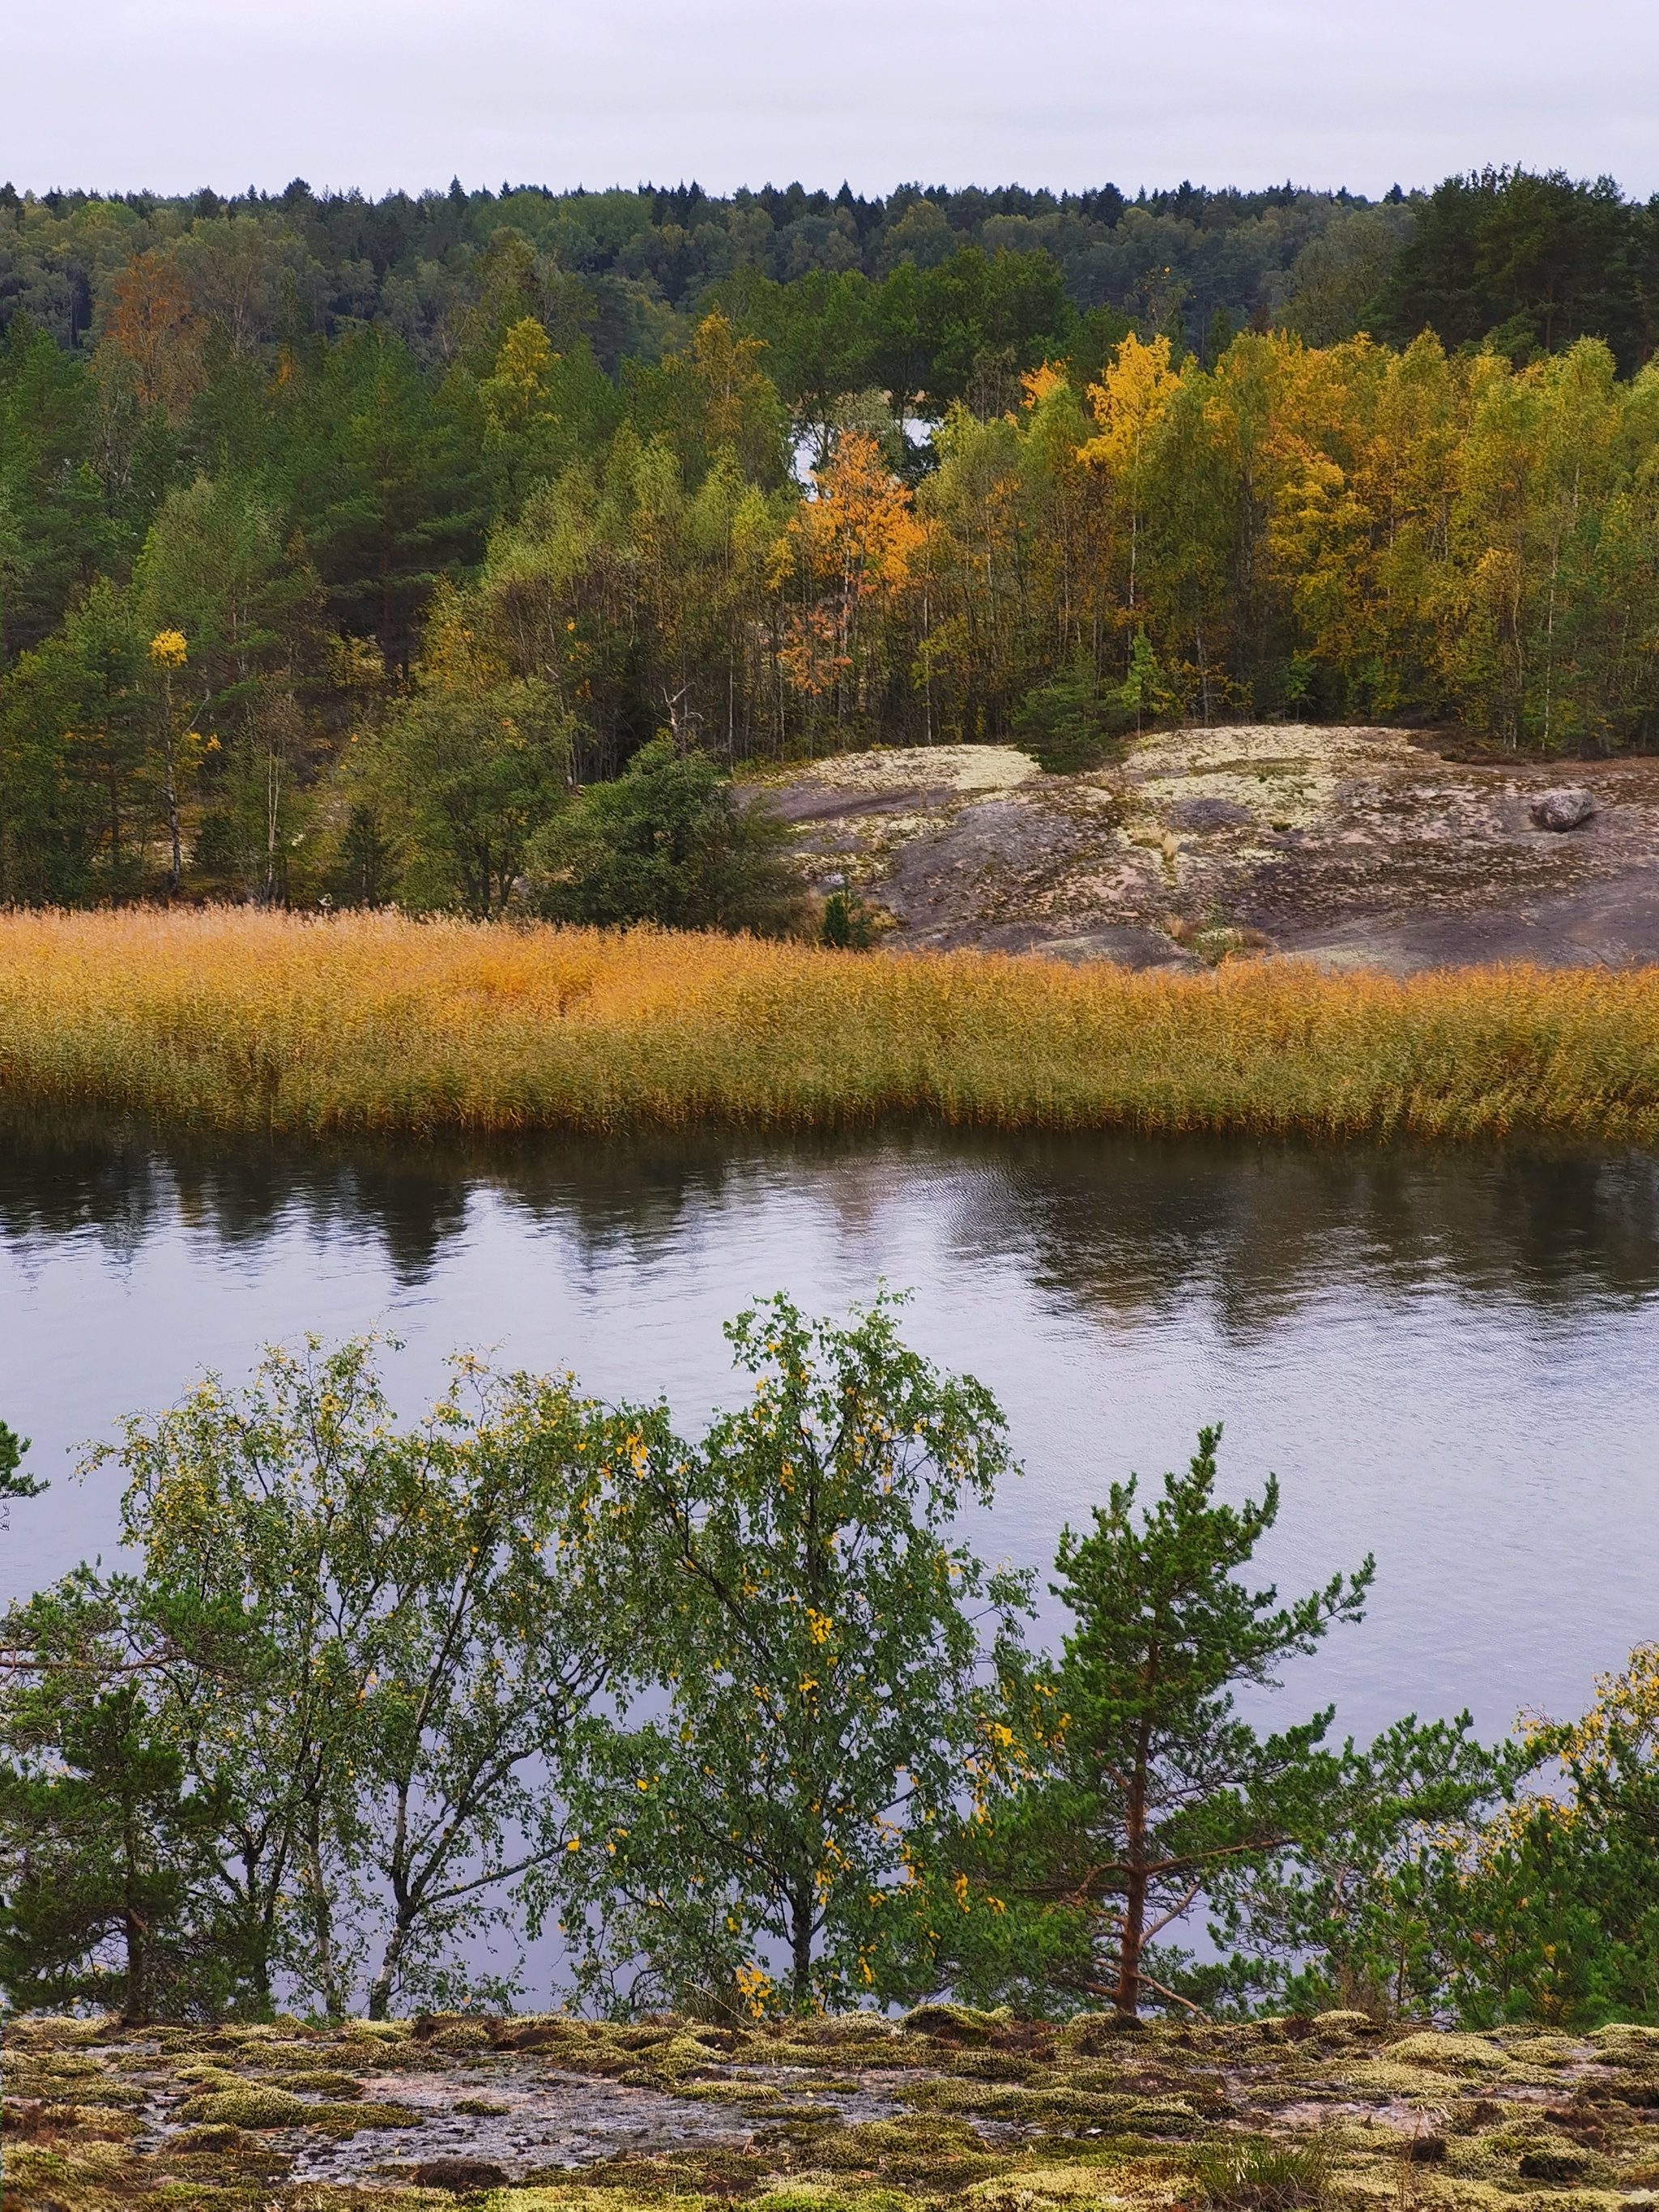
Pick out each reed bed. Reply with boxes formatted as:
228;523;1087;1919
2;906;1657;1147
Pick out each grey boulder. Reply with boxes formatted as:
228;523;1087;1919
1529;787;1597;831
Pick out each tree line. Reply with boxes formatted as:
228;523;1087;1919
6;167;1659;911
0;1301;1653;2028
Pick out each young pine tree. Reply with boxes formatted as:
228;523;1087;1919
954;1426;1374;2018
0;1677;228;2022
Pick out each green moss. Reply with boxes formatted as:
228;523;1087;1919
1056;2014;1141;2059
814;2116;1009;2184
801;2018;902;2051
897;2003;1012;2044
5;2012;119;2048
1499;2037;1576;2066
26;2049;108;2078
1311;2012;1376;2038
217;2018;317;2045
965;2164;1135;2210
1388;2035;1506;2073
755;2189;912;2212
177;2082;313;2128
941;2050;1043;2083
424;2018;495;2053
1342;2061;1469;2101
170;2123;248;2150
1120;2099;1207;2137
241;2037;336;2071
339;2016;417;2045
1587;2024;1659;2065
309;2097;425;2133
276;2067;365;2095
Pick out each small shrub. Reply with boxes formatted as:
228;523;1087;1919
527;739;806;935
821;889;877;948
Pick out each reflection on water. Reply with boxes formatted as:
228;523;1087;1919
2;1108;1657;1749
8;1111;1659;1308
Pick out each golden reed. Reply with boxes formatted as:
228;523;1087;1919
1;907;1656;1145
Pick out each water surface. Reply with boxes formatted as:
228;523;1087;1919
3;1114;1657;1747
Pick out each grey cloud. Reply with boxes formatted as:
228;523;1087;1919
4;0;1657;197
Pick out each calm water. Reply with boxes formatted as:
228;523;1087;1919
2;1113;1657;1749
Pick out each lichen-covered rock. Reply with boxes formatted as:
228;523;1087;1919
1530;787;1597;830
15;2003;1659;2212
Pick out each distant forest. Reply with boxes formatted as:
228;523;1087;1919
5;166;1659;909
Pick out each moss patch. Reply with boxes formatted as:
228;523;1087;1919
10;2007;1659;2212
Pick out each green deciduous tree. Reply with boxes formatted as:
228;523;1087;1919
537;1294;1032;2017
1198;1711;1517;2018
1444;1645;1659;2025
105;1336;633;2018
374;678;571;918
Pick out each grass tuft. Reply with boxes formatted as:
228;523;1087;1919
1192;2137;1333;2210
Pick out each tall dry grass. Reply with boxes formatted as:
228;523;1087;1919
1;907;1657;1145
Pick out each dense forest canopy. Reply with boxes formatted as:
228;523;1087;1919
6;164;1659;910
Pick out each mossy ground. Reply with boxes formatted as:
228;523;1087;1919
5;2010;1658;2212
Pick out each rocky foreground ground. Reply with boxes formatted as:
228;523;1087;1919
761;732;1659;970
6;2005;1659;2212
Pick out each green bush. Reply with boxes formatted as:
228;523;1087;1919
527;739;805;933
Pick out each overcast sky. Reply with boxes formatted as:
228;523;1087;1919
6;0;1657;202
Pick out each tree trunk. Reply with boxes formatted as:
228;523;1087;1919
305;1822;344;2022
122;1807;149;2025
122;1906;149;2025
790;1880;815;2009
164;729;181;893
1115;1719;1154;2018
368;1913;409;2021
1117;1861;1148;2020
